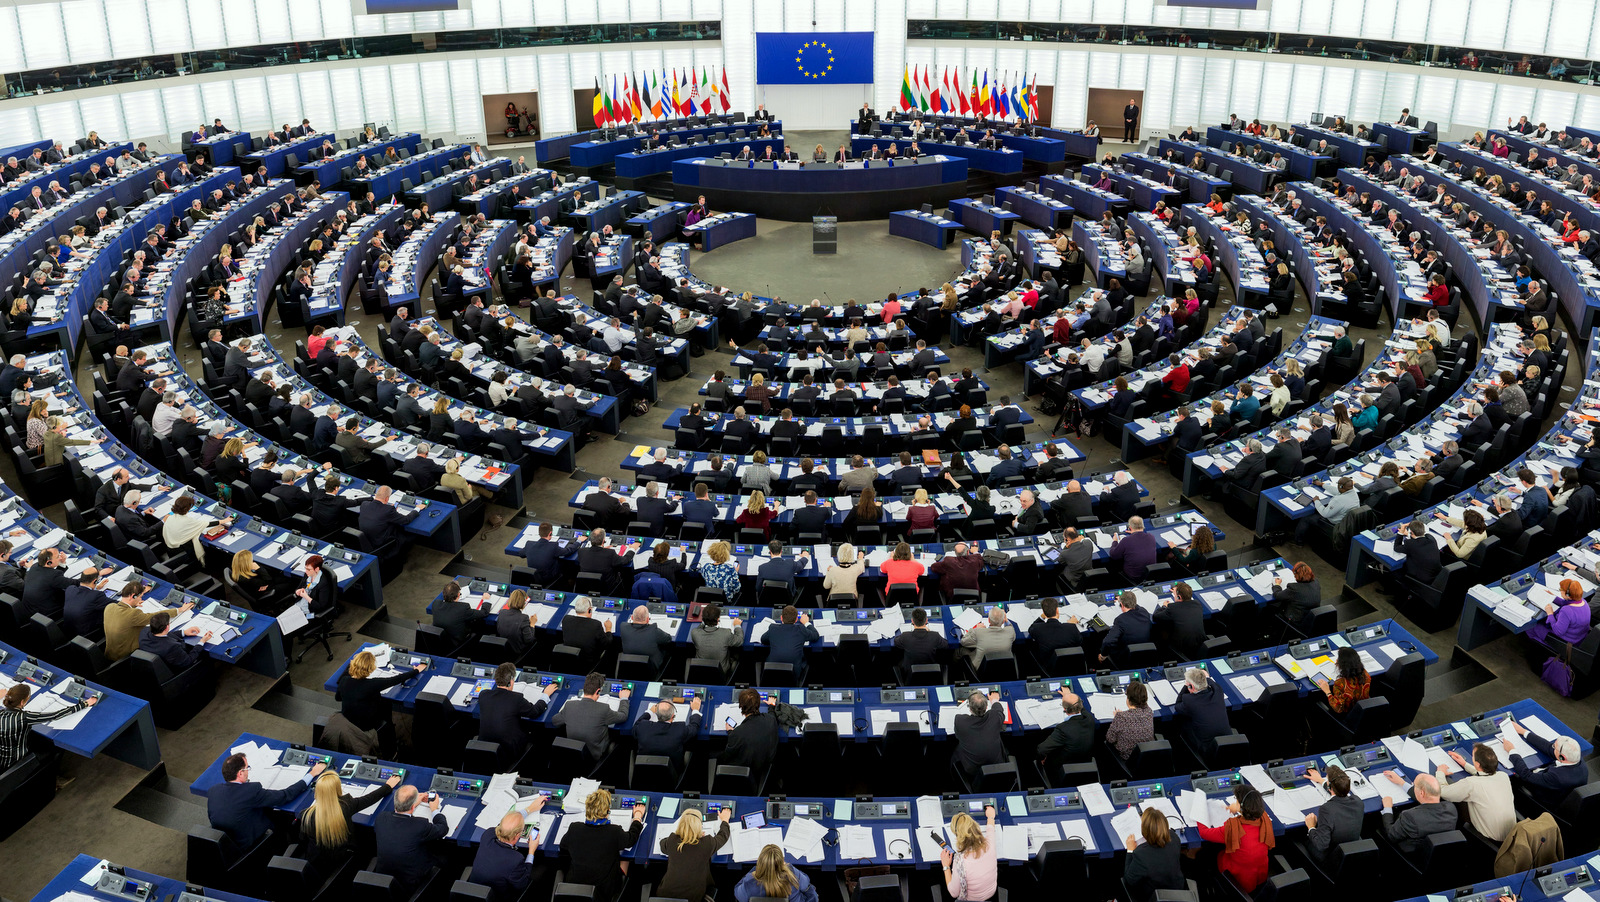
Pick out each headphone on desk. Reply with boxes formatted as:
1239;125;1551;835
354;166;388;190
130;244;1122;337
886;836;913;859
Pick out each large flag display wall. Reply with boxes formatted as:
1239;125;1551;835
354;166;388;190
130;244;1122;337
900;67;1043;122
591;66;736;126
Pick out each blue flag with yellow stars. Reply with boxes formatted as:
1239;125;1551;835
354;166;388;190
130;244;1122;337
755;32;875;84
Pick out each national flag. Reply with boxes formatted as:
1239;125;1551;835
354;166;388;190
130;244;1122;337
920;65;932;112
1028;75;1040;122
629;74;642;120
970;70;979;115
929;67;942;115
899;65;915;111
699;67;712;114
592;77;608;128
958;70;970;115
720;67;732;112
1010;80;1022;121
619;74;631;121
979;71;991;117
648;72;662;118
688;67;700;113
944;68;955;113
606;75;619;126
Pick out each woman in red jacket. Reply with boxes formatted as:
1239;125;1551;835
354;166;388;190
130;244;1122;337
1195;786;1274;892
1423;274;1449;306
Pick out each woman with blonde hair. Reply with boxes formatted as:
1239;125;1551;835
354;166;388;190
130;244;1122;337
657;805;732;900
735;488;776;538
497;589;537;656
823;543;865;603
215;437;249;484
697;540;742;603
23;399;48;450
735;843;818;901
940;805;998;901
907;487;938;532
744;372;773;413
559;787;646;899
441;457;493;502
336;648;426;735
300;769;398;872
230;548;291;611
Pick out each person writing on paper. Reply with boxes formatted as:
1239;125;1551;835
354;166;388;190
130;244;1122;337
374;784;449;895
105;587;194;662
1311;647;1369;716
1036;688;1094;769
1301;766;1363;866
301;769;400;876
470;795;551;900
1502;721;1585;809
1433;743;1515;842
735;843;818;902
1196;785;1274;891
1377;772;1457;855
939;806;998;901
208;752;327;854
561;787;645;899
1523;578;1591;649
138;611;210;672
0;683;96;769
658;806;732;901
1270;562;1321;636
1123;807;1184;902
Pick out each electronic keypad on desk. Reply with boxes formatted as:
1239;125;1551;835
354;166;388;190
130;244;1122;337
1162;663;1201;682
1453;887;1513;902
765;799;828;821
1287;637;1334;659
465;578;510;598
282;746;334;769
1338;745;1393;769
941;797;996;818
1225;651;1271;672
1538;864;1595;896
14;658;55;686
1468;710;1516;738
1109;783;1168;806
852;800;912;820
340;759;406;782
176;889;231;902
96;867;154;900
806;689;855;704
451;660;496;680
679;797;737;818
1096;671;1140;693
1267;760;1318;788
389;649;429;670
60;678;102;705
1023;679;1068;698
1411;725;1459;749
429;773;485;800
880;688;928;703
1344;623;1389;643
610;793;649;810
1023;790;1083;814
1191;772;1243;794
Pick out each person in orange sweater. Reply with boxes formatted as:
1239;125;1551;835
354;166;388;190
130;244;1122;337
1195;786;1275;892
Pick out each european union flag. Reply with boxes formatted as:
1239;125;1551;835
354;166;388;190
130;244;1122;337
755;32;875;85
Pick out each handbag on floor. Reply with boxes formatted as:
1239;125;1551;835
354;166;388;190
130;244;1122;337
1540;641;1576;697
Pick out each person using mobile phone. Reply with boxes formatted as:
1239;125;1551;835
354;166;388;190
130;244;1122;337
939;805;997;901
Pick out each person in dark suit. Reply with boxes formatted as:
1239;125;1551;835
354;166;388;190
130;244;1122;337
1395;518;1441;583
1170;406;1204;455
137;611;208;672
359;487;420;549
576;529;637;594
432;581;489;644
469;798;549;901
632;697;703;774
374;785;450;895
477;661;557;764
207;752;324;853
755;541;811;592
1504;723;1586;810
580;476;631;527
1216;439;1267;497
1377;773;1458;857
521;522;564;585
721;688;781;775
1153;583;1205;659
1302;766;1365;867
1098;592;1153;666
1035;689;1094;768
1173;667;1231;757
560;593;613;665
761;604;821;680
1103;473;1141;522
617;604;673;672
952;689;1007;781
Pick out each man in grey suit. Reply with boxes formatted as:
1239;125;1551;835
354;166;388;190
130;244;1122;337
958;607;1017;668
837;456;877;494
551;671;632;760
1303;766;1365;867
1377;772;1457;856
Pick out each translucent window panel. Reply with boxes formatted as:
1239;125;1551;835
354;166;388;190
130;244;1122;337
62;1;111;65
934;0;967;17
783;0;812;30
1087;51;1119;88
419;61;453;133
265;73;302;131
1326;0;1363;39
104;0;154;59
596;0;630;23
967;0;999;18
158;84;201;139
1451;79;1495;128
1170;56;1204;130
565;0;600;24
1062;0;1093;18
1379;71;1415;123
631;0;664;23
1317;66;1354;118
1197;59;1232;125
18;5;70;70
328;69;366;131
117;88;164;141
1092;0;1126;20
1296;0;1333;36
438;8;473;30
408;13;445;32
1389;0;1429;41
388;64;425;134
1347;68;1383;123
254;0;290;43
297;71;335;134
146;0;191;54
1463;0;1511;51
230;77;271;132
185;0;228;51
1266;0;1302;31
504;55;538;100
1229;59;1262;119
198;81;239;130
0;8;22;74
692;0;721;19
1352;0;1394;40
448;58;482;135
845;0;875;29
1287;65;1323;122
34;100;84;148
1413;75;1456;131
1504;0;1551;53
1120;0;1154;24
223;0;260;47
495;0;535;27
534;0;568;26
1576;94;1600;131
1549;0;1597;57
1053;50;1089;129
997;0;1030;19
1258;61;1292;122
905;0;936;12
1491;84;1535;128
1532;91;1577;132
1425;1;1467;46
1030;0;1065;20
1140;54;1174;130
0;109;41;146
536;52;575;136
357;66;395;129
476;58;507;96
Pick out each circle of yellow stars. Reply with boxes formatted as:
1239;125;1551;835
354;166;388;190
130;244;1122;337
795;40;835;79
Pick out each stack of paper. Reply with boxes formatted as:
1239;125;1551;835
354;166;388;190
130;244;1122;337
563;777;601;814
837;824;876;859
1178;789;1233;829
783;816;828;862
732;825;782;862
